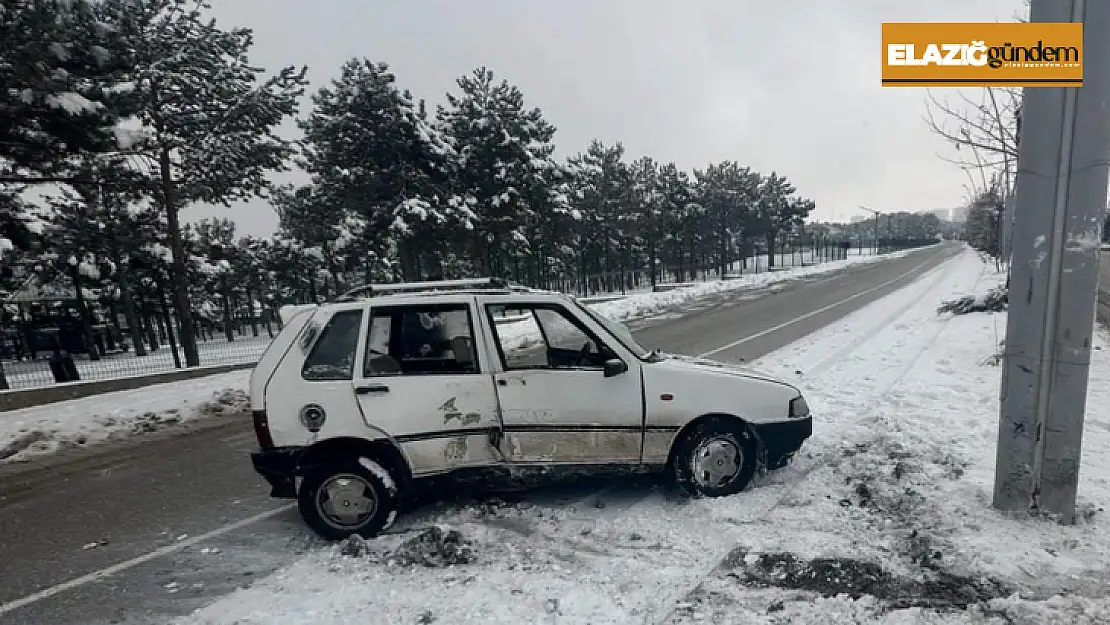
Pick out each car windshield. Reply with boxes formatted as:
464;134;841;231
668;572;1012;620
574;301;651;359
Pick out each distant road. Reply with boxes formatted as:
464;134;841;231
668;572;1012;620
0;242;962;625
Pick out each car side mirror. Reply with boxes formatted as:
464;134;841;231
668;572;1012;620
603;358;628;377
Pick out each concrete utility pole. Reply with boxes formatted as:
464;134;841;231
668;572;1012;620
994;0;1110;523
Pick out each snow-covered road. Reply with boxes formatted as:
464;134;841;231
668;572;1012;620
161;249;1110;624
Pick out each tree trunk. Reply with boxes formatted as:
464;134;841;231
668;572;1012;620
153;271;182;369
116;259;147;357
766;234;777;268
246;286;259;337
221;275;235;343
675;242;685;282
71;265;101;361
143;305;159;351
160;147;199;366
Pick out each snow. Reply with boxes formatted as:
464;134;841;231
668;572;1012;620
44;91;101;115
0;371;250;464
78;259;100;279
172;248;1110;623
359;457;397;495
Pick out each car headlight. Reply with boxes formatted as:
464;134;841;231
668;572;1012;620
789;395;810;418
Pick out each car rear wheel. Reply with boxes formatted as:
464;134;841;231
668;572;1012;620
297;460;398;541
672;417;757;497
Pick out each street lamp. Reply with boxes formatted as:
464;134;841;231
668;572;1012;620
859;206;882;255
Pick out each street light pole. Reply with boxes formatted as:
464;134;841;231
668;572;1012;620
994;0;1110;523
860;206;882;255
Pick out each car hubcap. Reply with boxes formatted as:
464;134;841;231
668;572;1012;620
692;437;742;489
316;473;377;529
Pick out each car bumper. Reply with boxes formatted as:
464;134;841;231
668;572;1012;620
251;446;303;499
753;416;813;469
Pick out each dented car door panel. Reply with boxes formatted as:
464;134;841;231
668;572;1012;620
351;297;506;477
477;295;647;466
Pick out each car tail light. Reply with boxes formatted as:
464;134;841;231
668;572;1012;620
253;409;275;450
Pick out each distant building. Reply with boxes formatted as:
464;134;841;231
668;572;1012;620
950;205;968;223
919;208;950;221
849;215;868;224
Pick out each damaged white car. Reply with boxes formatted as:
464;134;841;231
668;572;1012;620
250;278;813;540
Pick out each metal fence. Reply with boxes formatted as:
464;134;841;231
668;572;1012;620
0;242;932;391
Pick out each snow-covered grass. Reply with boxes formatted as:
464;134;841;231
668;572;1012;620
0;370;250;464
3;246;924;391
171;248;1110;624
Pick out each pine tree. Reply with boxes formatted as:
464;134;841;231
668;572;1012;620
438;67;564;277
0;0;127;182
567;141;630;292
95;0;307;366
754;172;797;267
656;162;699;281
298;59;468;283
628;157;665;287
696;162;760;275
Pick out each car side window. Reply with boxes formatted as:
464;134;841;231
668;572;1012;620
363;304;480;376
301;309;364;381
487;306;548;369
488;304;616;371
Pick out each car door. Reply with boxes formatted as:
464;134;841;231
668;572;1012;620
350;298;504;477
481;298;644;465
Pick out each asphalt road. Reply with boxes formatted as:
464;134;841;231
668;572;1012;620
0;242;962;625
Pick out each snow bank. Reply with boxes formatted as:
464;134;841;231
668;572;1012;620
0;370;250;463
175;249;1110;623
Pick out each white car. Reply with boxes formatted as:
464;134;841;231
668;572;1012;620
250;278;813;540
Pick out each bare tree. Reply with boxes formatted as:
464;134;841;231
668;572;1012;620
924;87;1020;175
923;0;1030;268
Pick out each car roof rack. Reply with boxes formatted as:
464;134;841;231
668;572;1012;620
333;277;532;302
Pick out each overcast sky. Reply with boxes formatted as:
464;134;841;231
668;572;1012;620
189;0;1026;238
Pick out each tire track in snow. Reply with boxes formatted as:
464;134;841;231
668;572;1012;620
649;253;987;625
797;257;961;381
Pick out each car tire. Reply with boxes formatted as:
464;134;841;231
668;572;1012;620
672;417;757;498
297;459;399;541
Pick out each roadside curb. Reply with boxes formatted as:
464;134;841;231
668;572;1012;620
0;362;255;412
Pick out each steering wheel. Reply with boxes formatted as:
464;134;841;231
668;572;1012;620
575;341;592;366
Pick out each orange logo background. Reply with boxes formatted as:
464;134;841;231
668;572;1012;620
881;22;1083;87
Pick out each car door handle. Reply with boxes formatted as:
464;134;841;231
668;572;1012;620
355;384;390;395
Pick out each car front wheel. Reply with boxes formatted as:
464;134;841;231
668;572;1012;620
672;417;757;497
297;459;398;541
